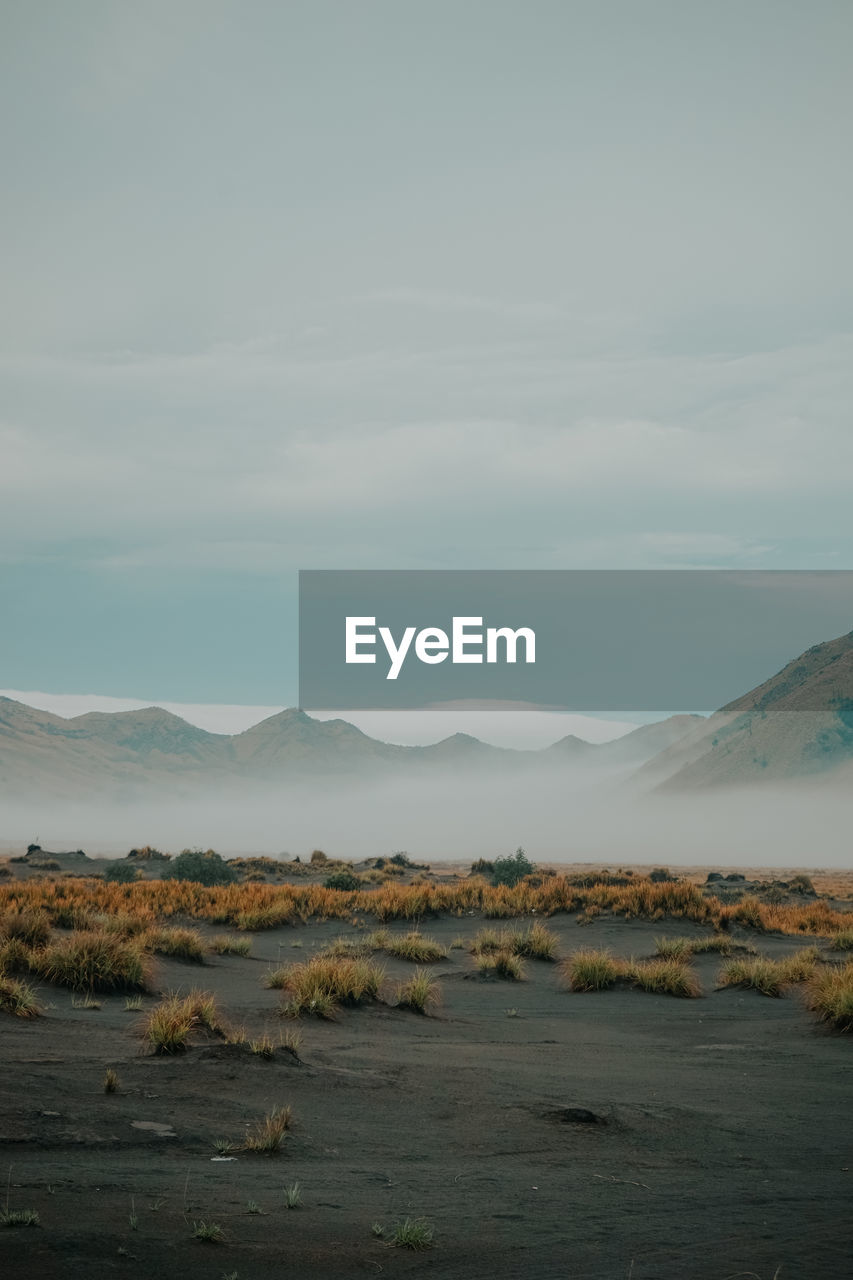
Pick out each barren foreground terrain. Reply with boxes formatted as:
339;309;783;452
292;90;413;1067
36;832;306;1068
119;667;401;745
1;878;851;1280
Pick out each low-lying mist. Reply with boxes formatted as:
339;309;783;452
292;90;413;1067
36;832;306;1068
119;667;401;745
3;762;851;868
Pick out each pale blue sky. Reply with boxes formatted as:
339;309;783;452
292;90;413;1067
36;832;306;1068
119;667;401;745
1;1;852;711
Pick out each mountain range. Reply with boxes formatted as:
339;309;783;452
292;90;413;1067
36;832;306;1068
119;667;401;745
1;628;851;798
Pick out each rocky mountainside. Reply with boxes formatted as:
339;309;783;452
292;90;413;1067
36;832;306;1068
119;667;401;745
640;630;853;789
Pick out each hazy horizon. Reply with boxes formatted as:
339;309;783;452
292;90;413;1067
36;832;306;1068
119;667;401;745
2;769;850;869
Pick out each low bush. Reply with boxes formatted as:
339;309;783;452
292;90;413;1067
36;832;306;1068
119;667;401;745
103;862;139;884
163;849;237;886
491;848;535;888
324;870;361;892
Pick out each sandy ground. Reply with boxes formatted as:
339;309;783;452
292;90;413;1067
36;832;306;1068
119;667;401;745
1;909;851;1280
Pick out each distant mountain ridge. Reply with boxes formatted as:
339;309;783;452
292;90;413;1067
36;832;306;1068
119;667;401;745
0;696;698;798
3;626;850;799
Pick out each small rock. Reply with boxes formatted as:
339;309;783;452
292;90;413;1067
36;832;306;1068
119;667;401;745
547;1107;606;1126
131;1120;175;1137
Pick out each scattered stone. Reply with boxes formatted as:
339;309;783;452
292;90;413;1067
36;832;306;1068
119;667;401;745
546;1107;606;1126
131;1120;175;1137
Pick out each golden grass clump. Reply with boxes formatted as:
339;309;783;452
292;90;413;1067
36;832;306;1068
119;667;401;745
0;974;42;1017
471;923;558;961
381;932;447;962
243;1104;293;1153
209;934;252;956
562;948;621;991
477;949;525;981
624;958;701;998
273;954;386;1017
561;948;701;997
1;909;51;949
36;931;152;992
396;968;441;1014
654;934;756;960
142;926;206;963
805;960;853;1032
0;936;36;974
142;989;223;1053
717;949;821;997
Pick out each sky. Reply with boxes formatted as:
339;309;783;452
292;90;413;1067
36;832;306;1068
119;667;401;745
1;1;852;730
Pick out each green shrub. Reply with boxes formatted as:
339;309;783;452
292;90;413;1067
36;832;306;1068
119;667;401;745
163;850;237;886
103;862;139;884
491;848;534;888
324;870;361;891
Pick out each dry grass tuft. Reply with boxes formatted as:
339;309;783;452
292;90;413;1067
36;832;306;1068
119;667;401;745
0;974;42;1017
562;948;701;997
625;957;701;998
471;923;558;961
654;934;756;960
272;955;385;1017
142;926;206;963
717;949;821;997
805;960;853;1031
561;948;621;991
396;968;441;1014
142;989;223;1053
35;931;151;992
477;949;525;980
209;934;252;956
1;909;51;949
382;932;447;962
243;1104;293;1153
